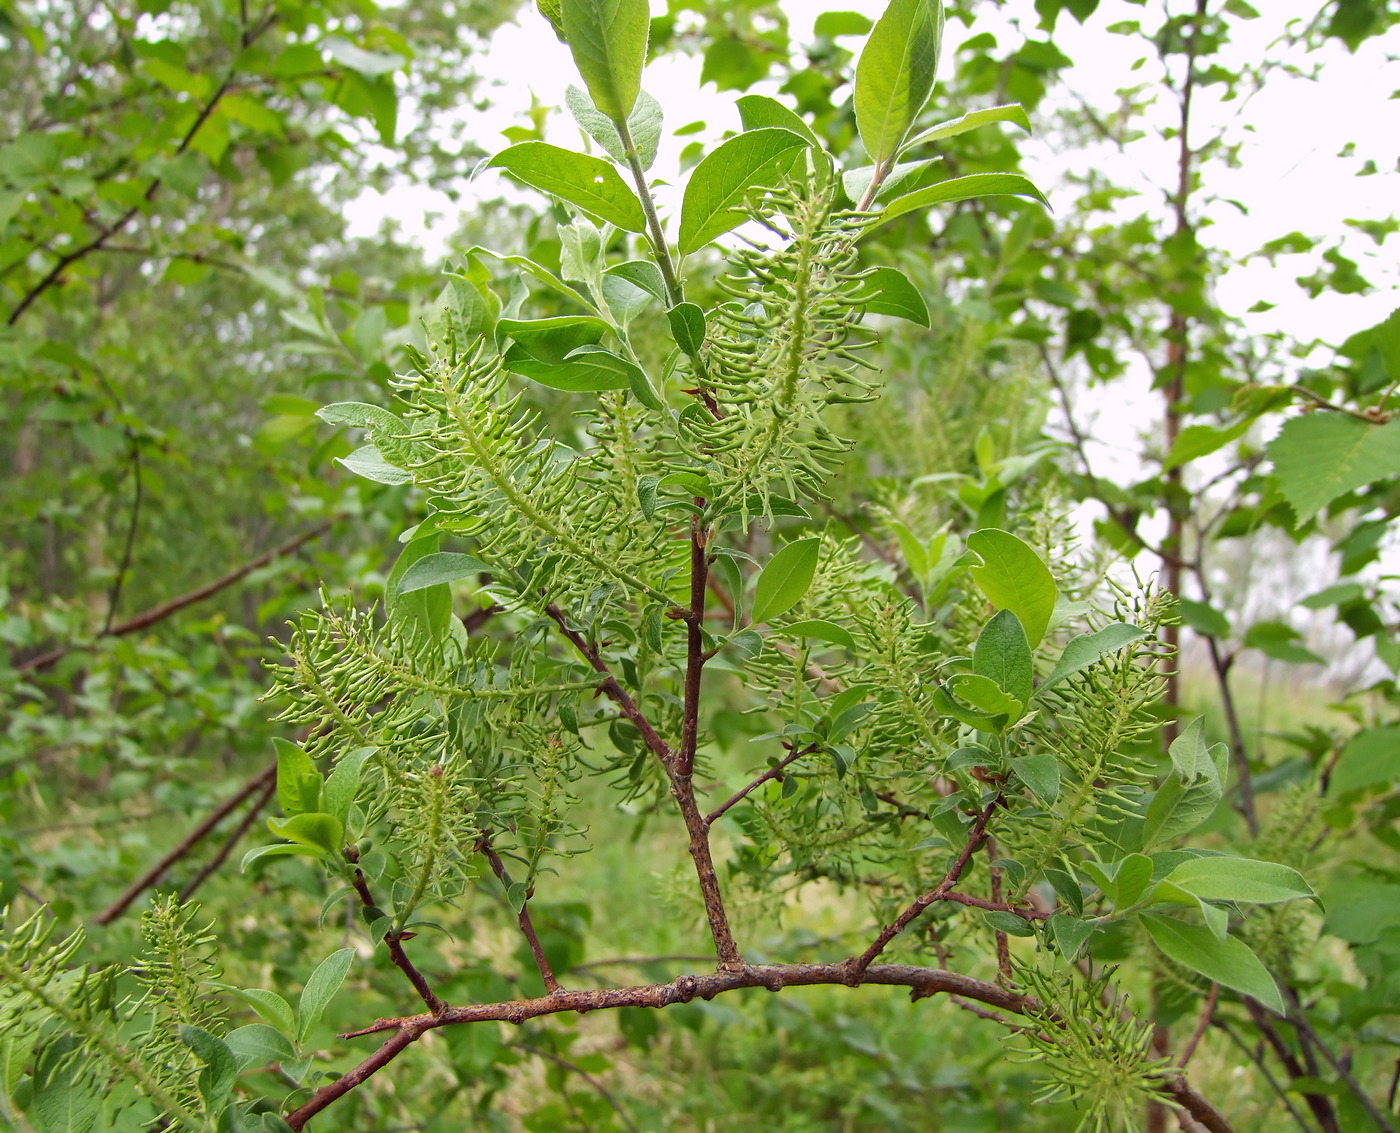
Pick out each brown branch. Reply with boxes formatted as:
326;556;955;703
678;512;708;778
5;7;278;326
1205;634;1258;834
848;795;1002;976
1214;1020;1317;1133
93;763;276;924
282;960;1228;1131
1283;987;1396;1133
345;848;446;1016
704;744;816;826
18;520;334;672
1177;982;1218;1069
477;833;561;995
1244;997;1339;1133
178;773;277;903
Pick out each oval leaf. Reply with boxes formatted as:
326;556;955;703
901;102;1031;153
783;619;858;650
966;528;1058;647
866;173;1050;234
561;0;649;122
678;128;813;254
751;537;821;624
854;0;944;168
1142;914;1284;1013
1165;857;1316;906
297;948;356;1043
488;142;646;231
972;609;1033;704
1036;622;1148;696
398;553;490;594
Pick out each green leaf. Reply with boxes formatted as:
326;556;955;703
488;142;646;231
856;265;929;325
224;1023;298;1070
1166;857;1316;906
1242;620;1324;665
241;843;326;870
1142;767;1224;850
966;528;1058;646
667;302;707;354
297;948;356;1044
274;738;318;818
1113;854;1155;907
607;259;668;302
842;157;946;206
510;344;648;394
317;401;408;437
398;552;490;594
387;532;452;640
1015;752;1060;805
1328;727;1400;795
564;85;662;168
498;315;611;359
561;0;650;122
266;812;344;857
322;36;405;77
751;537;821;624
1163;417;1253;471
1048;913;1094;959
30;1046;99;1133
854;0;944;168
337;445;412;485
1168;717;1219;782
179;1025;239;1109
1142;915;1283;1013
972;609;1033;704
866;173;1050;233
933;687;1008;732
230;988;296;1036
323;747;375;826
1176;596;1231;638
735;94;821;146
783;619;858;650
678;128;813;254
944;673;1023;721
1036;623;1148;695
1267;413;1400;524
900;103;1031;152
815;10;874;37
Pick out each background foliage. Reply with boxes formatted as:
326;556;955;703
2;0;1399;1130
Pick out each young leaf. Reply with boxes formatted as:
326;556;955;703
1035;623;1148;696
398;552;490;594
865;173;1050;234
735;94;821;146
488;142;646;231
561;0;649;123
322;747;375;826
1048;913;1094;960
1165;857;1316;906
273;738;317;819
667;302;707;354
1113;853;1155;907
266;813;344;856
751;537;821;624
1015;752;1060;805
947;673;1023;718
607;259;668;301
1142;768;1224;850
972;609;1033;704
297;948;356;1044
338;445;412;485
1267;413;1400;525
854;0;944;170
387;532;453;640
1328;726;1400;795
1163;418;1253;471
966;529;1058;646
223;1023;298;1070
783;619;858;650
678;128;812;254
1141;914;1284;1013
564;85;662;168
900;103;1031;152
179;1025;239;1110
498;315;611;359
230;988;296;1037
855;265;930;325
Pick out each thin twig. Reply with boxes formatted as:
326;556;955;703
1283;988;1396;1133
18;520;334;672
508;1043;638;1133
1177;982;1218;1068
93;763;276;924
848;794;1002;976
345;848;447;1016
1244;997;1339;1133
1214;1020;1317;1133
178;774;277;903
704;744;816;826
477;833;561;995
102;435;143;635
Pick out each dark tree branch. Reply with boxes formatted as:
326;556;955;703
345;847;446;1016
93;763;276;924
1283;988;1396;1133
1214;1020;1317;1133
281;961;1229;1132
103;434;143;635
477;832;561;995
1204;633;1258;834
848;794;1002;976
17;520;334;672
704;744;816;827
1177;982;1218;1068
1244;997;1340;1133
178;773;277;903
